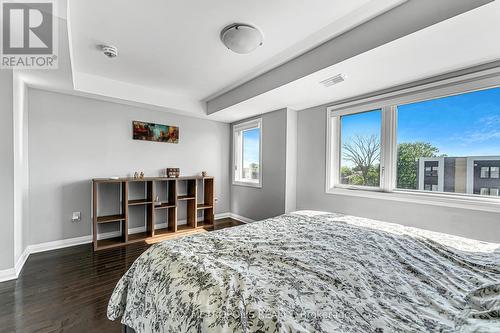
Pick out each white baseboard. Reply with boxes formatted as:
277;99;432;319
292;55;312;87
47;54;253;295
0;246;31;282
215;212;231;219
15;247;30;276
1;212;245;283
28;235;92;254
229;213;255;224
0;268;16;283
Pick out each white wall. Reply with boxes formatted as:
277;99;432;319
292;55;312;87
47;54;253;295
0;70;15;270
297;104;500;243
230;109;287;221
13;73;29;267
28;88;230;245
285;109;297;213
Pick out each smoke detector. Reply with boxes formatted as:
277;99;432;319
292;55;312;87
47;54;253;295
100;45;118;58
220;23;263;54
320;74;346;87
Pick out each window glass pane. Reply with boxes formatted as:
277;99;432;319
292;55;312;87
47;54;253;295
480;188;489;196
480;167;489;178
396;86;500;197
490;188;499;196
491;167;500;179
340;110;381;187
242;128;260;181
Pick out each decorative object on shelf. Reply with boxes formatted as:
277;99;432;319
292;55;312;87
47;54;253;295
133;120;179;143
139;172;145;179
166;168;180;178
134;172;139;179
201;171;207;177
109;176;119;180
154;195;161;207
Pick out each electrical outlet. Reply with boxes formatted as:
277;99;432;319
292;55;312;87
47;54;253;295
72;212;81;223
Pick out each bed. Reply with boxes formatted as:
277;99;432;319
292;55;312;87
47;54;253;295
108;211;500;332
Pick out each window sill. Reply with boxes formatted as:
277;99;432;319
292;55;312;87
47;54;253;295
326;187;500;213
233;181;262;188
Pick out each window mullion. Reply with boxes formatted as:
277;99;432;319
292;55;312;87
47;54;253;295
238;131;243;180
381;106;397;192
327;115;340;190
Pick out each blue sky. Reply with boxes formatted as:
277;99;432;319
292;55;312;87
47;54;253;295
243;128;260;166
341;110;381;139
398;87;500;156
341;110;382;167
341;87;500;160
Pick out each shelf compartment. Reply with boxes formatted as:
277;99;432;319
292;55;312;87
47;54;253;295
197;220;214;228
96;214;125;224
197;203;213;210
96;237;125;250
177;224;197;232
154;203;176;209
128;199;153;206
177;195;195;201
154;228;176;237
128;232;149;243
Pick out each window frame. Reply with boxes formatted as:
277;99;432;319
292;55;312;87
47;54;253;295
326;66;500;213
232;118;263;188
336;109;384;190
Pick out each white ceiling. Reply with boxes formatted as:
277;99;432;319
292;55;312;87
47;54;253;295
17;0;500;123
69;0;386;98
209;0;500;122
65;0;407;116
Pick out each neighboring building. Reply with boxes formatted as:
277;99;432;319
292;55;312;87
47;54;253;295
418;156;500;196
242;163;260;180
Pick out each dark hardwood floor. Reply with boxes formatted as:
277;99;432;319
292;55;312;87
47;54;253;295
0;218;243;333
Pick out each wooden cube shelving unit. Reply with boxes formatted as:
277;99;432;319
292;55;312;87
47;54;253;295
92;176;215;251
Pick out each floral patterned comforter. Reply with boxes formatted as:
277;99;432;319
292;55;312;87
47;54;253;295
108;211;500;332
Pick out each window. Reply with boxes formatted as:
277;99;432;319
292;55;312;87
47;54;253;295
327;73;500;206
481;167;490;178
480;188;490;196
491;167;499;179
233;119;262;187
480;166;500;179
424;164;439;177
424;184;439;192
340;110;382;188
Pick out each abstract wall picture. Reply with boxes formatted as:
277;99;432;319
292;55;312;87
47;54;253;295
133;121;179;143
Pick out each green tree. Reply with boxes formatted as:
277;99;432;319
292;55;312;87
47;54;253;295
340;166;353;178
397;142;441;189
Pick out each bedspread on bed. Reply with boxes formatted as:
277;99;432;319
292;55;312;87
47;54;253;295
107;211;500;333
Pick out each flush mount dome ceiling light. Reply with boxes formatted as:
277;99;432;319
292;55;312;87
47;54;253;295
220;23;263;54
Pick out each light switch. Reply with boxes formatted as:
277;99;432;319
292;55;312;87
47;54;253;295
72;212;81;222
